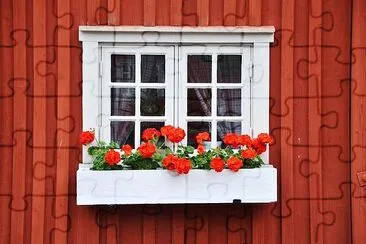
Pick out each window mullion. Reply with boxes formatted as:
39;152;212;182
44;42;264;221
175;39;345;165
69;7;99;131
174;45;179;128
135;53;141;146
211;54;218;148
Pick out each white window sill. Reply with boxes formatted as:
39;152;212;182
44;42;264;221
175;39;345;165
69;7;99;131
76;164;277;205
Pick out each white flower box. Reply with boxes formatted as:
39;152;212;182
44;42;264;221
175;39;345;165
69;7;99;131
76;164;277;205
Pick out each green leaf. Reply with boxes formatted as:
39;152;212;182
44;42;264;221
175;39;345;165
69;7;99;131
185;146;194;154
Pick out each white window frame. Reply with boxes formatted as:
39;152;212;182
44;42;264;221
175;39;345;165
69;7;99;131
179;45;251;148
101;45;175;147
79;26;274;165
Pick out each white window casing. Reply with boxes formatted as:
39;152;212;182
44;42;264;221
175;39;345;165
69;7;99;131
79;26;275;165
101;45;175;147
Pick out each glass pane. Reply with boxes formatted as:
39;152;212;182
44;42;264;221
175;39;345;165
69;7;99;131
188;55;212;83
111;55;135;83
187;88;211;116
217;89;241;116
140;89;165;116
141;121;165;144
187;121;211;147
217;121;241;148
111;88;135;116
217;55;241;83
111;121;135;147
141;55;165;83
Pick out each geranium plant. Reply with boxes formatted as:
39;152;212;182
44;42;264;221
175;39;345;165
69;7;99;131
80;125;274;174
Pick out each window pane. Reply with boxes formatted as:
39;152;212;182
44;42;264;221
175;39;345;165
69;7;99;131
187;88;211;116
140;89;165;116
141;121;165;144
217;121;241;147
188;55;212;83
141;55;165;83
111;88;135;116
111;121;135;147
111;55;135;83
217;89;241;116
217;55;241;83
187;121;211;147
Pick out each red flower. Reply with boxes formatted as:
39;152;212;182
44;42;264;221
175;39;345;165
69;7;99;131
160;125;175;137
142;128;161;142
257;133;274;145
137;142;156;158
223;133;240;148
227;156;243;172
238;134;252;147
167;127;186;143
241;148;257;159
104;149;121;165
162;154;178;170
122;144;133;156
251;138;267;154
175;158;192;174
79;131;95;145
210;157;225;172
197;144;205;155
195;132;210;144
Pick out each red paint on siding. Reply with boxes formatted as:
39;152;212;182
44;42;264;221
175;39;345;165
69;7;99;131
0;0;360;243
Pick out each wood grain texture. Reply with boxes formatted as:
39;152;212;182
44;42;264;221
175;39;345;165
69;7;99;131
0;0;360;243
10;0;27;243
352;0;366;243
280;0;295;243
31;0;46;243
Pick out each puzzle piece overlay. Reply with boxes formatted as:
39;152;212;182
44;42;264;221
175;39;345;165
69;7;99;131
1;0;366;243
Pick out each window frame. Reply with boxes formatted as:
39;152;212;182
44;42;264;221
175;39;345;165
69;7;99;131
101;45;175;147
79;26;274;165
178;45;251;148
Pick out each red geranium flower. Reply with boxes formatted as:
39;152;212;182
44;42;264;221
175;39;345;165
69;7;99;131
167;127;186;143
197;144;205;155
251;138;267;154
175;158;192;174
162;154;178;170
137;142;156;158
122;144;133;156
223;133;240;148
104;149;121;165
238;134;252;147
79;131;95;145
195;132;210;144
257;133;274;145
142;128;161;142
160;125;175;137
210;157;225;172
227;156;243;172
241;148;257;159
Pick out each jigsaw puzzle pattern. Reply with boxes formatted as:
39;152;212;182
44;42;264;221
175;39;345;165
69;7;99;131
1;0;366;243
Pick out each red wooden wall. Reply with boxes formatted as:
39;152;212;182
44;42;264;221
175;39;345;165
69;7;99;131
0;0;365;243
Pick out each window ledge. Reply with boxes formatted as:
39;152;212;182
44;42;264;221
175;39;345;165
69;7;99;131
77;165;277;205
79;25;275;43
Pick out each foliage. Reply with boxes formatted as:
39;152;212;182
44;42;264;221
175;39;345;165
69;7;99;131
80;125;273;173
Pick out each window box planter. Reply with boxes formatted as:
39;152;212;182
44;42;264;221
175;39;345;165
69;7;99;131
76;164;277;205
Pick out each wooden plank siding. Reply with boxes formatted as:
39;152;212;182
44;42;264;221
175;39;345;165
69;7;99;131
0;0;361;243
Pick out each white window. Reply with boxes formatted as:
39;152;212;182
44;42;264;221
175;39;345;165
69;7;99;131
80;26;274;163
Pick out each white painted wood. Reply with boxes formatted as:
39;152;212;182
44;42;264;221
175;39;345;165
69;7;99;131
79;26;274;43
77;167;277;205
179;46;252;146
80;26;274;164
100;46;175;146
211;54;218;148
79;25;275;33
242;46;251;135
252;43;270;163
82;41;100;164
